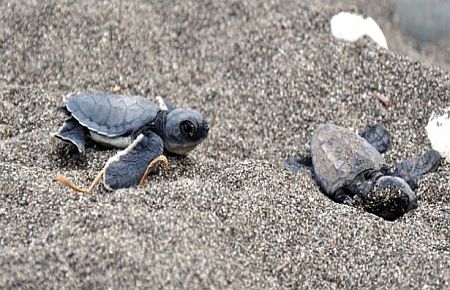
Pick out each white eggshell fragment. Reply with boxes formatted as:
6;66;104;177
426;108;450;162
330;12;388;49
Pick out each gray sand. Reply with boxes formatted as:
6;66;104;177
0;0;449;289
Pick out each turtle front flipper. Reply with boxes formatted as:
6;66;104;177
156;96;175;112
282;155;313;172
392;149;441;190
54;131;168;194
103;131;168;190
360;124;391;153
54;117;87;153
332;188;354;207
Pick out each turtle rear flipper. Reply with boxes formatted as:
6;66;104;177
54;118;87;153
393;149;441;190
104;131;167;190
360;124;391;153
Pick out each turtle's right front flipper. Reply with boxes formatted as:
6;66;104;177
55;131;168;194
393;149;441;190
332;189;354;207
103;131;168;190
283;155;313;172
54;117;87;153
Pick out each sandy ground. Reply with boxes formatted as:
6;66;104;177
0;0;449;289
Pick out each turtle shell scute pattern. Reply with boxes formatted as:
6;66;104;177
311;124;386;195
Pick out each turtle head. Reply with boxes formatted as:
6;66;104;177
163;108;209;155
368;176;418;221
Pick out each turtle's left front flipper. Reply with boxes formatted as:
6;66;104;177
393;149;442;190
103;131;168;190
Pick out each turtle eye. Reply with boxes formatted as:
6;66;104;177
180;120;196;137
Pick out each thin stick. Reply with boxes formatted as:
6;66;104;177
374;92;390;107
54;169;105;194
139;155;169;186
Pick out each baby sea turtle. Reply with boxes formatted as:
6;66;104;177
53;92;209;193
284;123;441;221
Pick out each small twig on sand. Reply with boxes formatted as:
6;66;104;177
374;92;390;107
272;260;290;274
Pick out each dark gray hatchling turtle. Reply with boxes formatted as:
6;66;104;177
53;92;209;193
284;123;441;221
